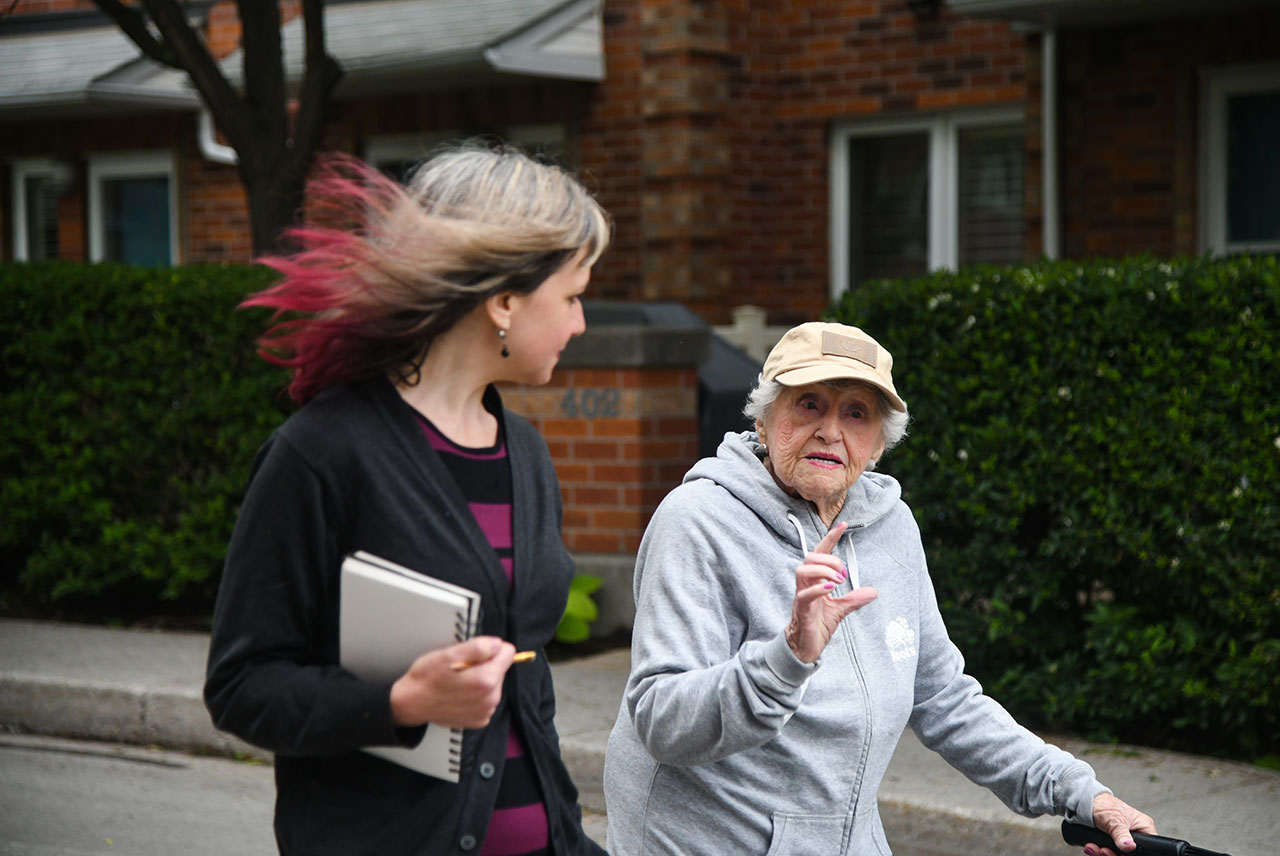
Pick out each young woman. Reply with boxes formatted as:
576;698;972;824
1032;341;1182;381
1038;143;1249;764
204;145;610;856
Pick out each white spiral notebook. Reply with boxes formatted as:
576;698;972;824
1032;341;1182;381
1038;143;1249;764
338;550;481;782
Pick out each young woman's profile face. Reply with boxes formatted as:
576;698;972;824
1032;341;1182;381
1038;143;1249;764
504;246;592;385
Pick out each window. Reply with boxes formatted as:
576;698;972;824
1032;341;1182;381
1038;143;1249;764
846;133;929;283
957;124;1025;268
364;124;569;184
87;151;180;265
11;159;70;261
1202;63;1280;255
830;110;1026;296
365;132;458;184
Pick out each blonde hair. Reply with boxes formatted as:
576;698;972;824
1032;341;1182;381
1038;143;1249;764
246;143;612;403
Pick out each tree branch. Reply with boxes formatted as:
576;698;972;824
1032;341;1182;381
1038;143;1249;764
138;0;251;151
292;0;344;160
235;0;287;152
91;0;177;68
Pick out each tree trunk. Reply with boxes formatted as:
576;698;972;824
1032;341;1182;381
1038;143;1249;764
241;158;307;257
91;0;342;257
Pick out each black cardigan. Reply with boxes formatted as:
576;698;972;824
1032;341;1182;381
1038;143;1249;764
204;377;605;856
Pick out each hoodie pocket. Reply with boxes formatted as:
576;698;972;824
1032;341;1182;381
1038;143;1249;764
764;813;846;856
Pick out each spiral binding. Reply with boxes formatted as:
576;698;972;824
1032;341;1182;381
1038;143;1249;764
447;605;466;776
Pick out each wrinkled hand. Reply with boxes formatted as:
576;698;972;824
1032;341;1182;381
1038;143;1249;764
784;522;878;663
1082;793;1157;856
389;636;515;729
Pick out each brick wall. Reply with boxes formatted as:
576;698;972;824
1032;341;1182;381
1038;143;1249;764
496;311;709;633
2;0;278;49
579;0;1029;325
0;110;247;263
578;0;646;306
338;79;591;148
204;1;302;58
9;1;1279;313
0;1;250;263
497;306;708;559
7;0;95;12
185;151;253;263
5;0;1031;319
1058;9;1280;259
501;366;700;556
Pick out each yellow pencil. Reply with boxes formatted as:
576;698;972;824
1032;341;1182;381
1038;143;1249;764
450;650;537;671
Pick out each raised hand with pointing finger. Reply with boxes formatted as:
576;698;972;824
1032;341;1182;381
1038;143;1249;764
784;521;879;663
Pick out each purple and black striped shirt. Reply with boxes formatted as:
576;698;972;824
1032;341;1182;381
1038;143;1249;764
417;415;551;856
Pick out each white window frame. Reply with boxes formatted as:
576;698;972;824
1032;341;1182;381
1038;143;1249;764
11;157;70;262
829;107;1024;299
87;150;180;264
1200;62;1280;256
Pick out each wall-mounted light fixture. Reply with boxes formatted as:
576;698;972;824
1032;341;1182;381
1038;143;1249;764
907;0;941;20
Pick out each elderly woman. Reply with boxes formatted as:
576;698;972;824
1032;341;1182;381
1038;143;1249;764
603;322;1154;856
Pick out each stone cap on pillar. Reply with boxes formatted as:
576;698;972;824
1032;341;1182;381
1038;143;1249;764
559;301;711;368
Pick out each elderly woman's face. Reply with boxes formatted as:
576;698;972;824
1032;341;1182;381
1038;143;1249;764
758;382;886;520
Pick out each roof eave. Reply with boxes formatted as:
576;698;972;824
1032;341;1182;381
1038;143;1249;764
225;0;604;91
0;87;199;120
86;83;202;110
483;0;605;82
947;0;1278;27
482;46;603;82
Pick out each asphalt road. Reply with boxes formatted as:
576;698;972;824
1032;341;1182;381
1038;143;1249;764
0;734;276;856
0;733;610;855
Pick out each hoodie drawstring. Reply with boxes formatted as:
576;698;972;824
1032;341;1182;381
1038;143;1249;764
787;513;807;555
788;513;860;588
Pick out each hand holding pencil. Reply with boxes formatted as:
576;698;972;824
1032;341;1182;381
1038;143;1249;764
452;649;536;670
389;636;520;730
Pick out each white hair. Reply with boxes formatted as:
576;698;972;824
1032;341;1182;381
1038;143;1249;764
742;376;909;467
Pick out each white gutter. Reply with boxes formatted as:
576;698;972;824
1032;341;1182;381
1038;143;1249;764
198;108;238;165
1041;28;1059;258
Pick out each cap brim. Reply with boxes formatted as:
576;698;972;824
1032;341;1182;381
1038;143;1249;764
772;365;907;412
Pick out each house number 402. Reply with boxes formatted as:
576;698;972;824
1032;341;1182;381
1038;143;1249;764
561;387;620;419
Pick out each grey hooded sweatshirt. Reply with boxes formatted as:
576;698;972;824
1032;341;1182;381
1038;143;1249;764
603;431;1107;856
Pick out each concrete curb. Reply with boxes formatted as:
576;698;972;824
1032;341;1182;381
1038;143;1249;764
0;673;265;760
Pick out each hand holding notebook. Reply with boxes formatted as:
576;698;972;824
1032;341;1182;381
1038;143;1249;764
339;550;501;781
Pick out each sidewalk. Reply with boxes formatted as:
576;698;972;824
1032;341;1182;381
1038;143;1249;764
1;618;1276;856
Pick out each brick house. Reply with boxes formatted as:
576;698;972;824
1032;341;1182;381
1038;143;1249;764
7;0;1276;314
3;0;1276;626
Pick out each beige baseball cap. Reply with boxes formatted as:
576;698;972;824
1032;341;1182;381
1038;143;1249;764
762;322;907;412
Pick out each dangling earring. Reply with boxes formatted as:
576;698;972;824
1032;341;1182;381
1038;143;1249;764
498;328;510;358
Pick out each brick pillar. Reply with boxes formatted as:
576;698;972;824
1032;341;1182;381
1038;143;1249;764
500;302;709;636
639;0;735;314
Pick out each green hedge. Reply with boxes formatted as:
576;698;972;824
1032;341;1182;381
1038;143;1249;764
829;255;1280;763
1;262;290;624
5;257;1277;760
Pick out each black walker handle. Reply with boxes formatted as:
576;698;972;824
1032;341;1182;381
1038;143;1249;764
1061;821;1231;856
